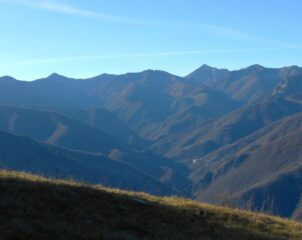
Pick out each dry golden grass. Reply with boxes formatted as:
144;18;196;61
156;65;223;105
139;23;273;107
1;170;302;240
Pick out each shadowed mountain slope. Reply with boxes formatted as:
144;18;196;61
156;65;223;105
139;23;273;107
152;97;302;161
0;130;177;195
190;112;302;220
0;105;191;193
50;107;151;149
0;105;122;153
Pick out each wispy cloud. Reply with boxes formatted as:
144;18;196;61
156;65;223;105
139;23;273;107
0;0;154;24
195;24;302;48
1;0;302;49
1;47;300;68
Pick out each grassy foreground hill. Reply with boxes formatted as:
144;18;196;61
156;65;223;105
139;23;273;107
1;170;302;240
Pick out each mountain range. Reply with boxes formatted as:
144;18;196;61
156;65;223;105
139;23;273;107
1;64;302;220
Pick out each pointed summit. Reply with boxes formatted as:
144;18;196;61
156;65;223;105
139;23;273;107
199;64;214;70
47;73;67;80
186;64;229;84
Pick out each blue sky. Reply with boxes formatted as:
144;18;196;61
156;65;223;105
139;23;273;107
0;0;302;80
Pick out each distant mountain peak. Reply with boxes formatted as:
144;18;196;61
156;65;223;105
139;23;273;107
245;64;265;71
185;64;229;82
190;64;218;73
138;69;177;78
0;75;17;83
141;69;169;74
47;73;67;80
199;64;214;69
192;64;230;74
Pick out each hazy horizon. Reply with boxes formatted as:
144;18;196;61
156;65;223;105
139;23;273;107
2;63;302;81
